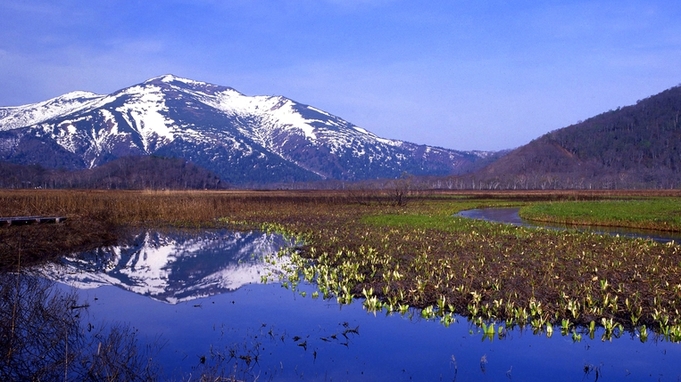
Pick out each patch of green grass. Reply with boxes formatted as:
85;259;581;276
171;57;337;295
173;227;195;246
361;199;526;232
520;198;681;231
362;214;461;231
362;213;511;234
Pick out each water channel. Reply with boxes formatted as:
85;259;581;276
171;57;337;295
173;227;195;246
41;228;681;380
457;207;681;243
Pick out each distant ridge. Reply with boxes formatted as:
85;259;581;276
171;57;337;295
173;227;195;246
0;75;493;186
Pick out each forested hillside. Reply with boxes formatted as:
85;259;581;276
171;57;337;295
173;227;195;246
466;84;681;189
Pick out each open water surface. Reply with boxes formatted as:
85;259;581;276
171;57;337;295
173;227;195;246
42;229;681;381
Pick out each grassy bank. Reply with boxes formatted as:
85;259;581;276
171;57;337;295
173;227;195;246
3;189;681;340
520;198;681;231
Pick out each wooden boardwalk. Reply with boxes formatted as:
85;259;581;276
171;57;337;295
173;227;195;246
0;216;67;226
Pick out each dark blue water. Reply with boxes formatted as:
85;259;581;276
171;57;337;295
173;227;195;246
457;207;681;243
44;229;681;381
65;282;681;381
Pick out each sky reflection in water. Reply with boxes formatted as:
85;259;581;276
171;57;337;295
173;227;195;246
45;229;681;381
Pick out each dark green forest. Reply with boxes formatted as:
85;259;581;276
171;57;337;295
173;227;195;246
0;156;224;190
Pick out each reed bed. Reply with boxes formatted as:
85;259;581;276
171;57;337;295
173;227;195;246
0;189;408;270
3;189;681;341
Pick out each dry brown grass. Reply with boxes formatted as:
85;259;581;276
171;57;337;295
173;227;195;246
0;189;404;270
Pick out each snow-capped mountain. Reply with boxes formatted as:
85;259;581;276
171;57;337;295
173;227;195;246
41;229;293;304
0;75;489;184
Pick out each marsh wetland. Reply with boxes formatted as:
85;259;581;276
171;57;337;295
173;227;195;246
3;190;681;380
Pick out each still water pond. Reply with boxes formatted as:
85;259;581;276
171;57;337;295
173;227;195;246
43;229;681;381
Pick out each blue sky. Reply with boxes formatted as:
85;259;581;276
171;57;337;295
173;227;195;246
1;1;680;151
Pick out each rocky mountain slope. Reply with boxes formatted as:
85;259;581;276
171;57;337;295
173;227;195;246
0;75;490;185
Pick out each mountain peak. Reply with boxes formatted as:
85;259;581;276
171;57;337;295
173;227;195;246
146;74;193;83
0;75;489;184
139;74;239;98
144;74;214;88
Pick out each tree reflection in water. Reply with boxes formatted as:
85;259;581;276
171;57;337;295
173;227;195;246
0;273;160;381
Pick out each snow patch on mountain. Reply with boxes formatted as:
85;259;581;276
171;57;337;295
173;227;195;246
202;90;318;142
265;98;318;140
114;84;175;152
0;91;102;131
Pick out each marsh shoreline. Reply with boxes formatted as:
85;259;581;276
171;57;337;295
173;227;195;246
3;189;681;334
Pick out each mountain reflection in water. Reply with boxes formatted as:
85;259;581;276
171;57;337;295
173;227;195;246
42;229;293;303
37;229;681;380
